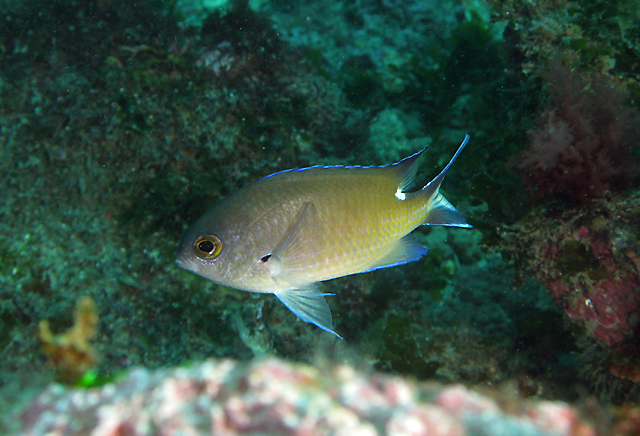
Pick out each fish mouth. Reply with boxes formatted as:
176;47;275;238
174;251;197;272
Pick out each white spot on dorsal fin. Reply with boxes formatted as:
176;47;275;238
395;188;406;201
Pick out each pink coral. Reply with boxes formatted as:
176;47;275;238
515;61;639;203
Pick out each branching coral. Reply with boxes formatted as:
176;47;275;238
514;60;639;203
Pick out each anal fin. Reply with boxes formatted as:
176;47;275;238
365;234;428;272
425;193;472;227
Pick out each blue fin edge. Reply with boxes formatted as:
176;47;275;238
275;287;343;339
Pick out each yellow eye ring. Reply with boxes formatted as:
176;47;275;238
194;235;222;259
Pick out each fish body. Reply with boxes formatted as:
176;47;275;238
175;135;471;338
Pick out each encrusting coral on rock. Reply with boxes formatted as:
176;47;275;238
500;190;640;401
18;357;599;436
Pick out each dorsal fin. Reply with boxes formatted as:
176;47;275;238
257;146;428;192
386;146;427;190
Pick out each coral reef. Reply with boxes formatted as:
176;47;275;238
500;191;640;401
492;0;640;399
0;0;366;382
488;0;640;90
0;0;546;400
2;0;640;432
18;357;600;436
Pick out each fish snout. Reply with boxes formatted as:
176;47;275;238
174;250;195;272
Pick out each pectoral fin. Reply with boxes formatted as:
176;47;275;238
275;285;342;339
268;202;319;286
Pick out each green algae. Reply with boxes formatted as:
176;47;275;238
75;369;118;389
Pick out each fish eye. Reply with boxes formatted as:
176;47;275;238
194;235;222;259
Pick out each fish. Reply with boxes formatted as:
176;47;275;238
175;135;472;338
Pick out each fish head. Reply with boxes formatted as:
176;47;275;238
175;223;220;278
174;201;277;292
174;204;240;283
175;229;224;279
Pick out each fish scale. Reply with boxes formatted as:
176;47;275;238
309;189;419;278
176;135;471;338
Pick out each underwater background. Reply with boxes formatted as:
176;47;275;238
1;0;639;434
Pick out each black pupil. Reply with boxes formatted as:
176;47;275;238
198;240;215;253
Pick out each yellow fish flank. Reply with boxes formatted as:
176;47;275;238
175;135;472;338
